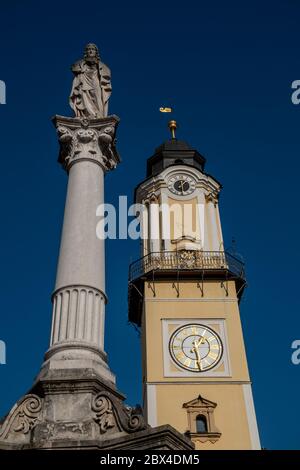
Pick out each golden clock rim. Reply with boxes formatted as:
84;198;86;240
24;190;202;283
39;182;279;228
167;173;196;195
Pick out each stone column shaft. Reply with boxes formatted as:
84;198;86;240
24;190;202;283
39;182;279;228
50;160;106;351
41;115;120;384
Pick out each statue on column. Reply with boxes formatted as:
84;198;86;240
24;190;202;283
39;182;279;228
69;43;112;119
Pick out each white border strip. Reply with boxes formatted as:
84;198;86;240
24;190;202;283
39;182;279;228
146;384;157;427
243;384;261;449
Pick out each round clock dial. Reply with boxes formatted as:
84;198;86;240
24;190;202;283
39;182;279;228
168;174;196;196
169;324;223;372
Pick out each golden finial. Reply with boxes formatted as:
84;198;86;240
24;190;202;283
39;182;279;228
168;120;177;139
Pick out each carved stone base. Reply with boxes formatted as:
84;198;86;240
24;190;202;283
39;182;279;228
0;368;193;450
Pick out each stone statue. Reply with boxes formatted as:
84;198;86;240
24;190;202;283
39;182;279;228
69;43;111;119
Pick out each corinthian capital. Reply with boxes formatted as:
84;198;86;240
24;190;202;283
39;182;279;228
53;115;121;172
205;191;219;205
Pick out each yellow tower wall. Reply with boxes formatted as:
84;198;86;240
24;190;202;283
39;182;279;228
142;280;260;449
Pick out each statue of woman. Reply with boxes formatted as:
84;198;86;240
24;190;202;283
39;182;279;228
69;43;111;118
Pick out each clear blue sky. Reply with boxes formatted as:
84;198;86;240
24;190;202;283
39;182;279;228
0;0;299;450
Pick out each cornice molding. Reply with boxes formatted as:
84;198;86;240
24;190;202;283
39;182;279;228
136;165;221;202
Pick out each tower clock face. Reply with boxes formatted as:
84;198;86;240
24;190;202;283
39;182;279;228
169;324;223;372
168;174;196;196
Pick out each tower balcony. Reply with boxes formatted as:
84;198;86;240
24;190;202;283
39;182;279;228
128;250;246;326
129;250;245;282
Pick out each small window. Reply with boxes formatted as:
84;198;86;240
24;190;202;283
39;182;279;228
196;415;207;433
183;395;221;444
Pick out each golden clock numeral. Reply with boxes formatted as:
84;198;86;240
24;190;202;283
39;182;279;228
176;351;185;360
190;327;198;335
202;358;209;366
210;344;219;350
173;345;181;349
184;358;191;367
207;336;215;342
208;352;218;360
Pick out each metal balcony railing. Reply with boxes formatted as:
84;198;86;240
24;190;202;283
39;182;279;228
129;250;245;281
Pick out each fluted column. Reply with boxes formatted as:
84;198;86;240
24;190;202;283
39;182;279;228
50;286;105;349
42;115;120;384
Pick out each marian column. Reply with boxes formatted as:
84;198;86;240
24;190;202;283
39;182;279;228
40;44;119;384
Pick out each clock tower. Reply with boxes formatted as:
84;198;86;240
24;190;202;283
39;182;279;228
128;122;261;450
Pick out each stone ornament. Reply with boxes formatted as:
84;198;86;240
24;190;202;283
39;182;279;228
0;395;42;441
178;250;196;268
53;115;120;172
92;395;116;433
92;391;148;435
205;191;219;206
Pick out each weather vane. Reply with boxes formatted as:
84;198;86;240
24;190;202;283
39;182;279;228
159;107;172;113
168;120;177;139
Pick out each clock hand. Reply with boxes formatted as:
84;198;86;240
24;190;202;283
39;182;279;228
194;349;202;371
194;335;205;348
191;336;205;371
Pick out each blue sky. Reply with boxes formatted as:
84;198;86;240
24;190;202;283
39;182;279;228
0;0;300;449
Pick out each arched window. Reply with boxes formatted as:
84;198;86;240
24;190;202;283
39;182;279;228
196;414;208;433
183;395;221;443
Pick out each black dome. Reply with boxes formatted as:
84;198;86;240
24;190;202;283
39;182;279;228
146;139;206;177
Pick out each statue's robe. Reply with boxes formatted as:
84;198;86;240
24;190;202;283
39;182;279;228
69;60;111;118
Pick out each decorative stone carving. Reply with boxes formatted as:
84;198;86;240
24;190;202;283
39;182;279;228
0;395;42;441
178;250;196;268
92;391;148;435
205;191;219;206
92;395;116;433
53;115;120;172
183;395;221;444
37;421;91;443
149;193;159;203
